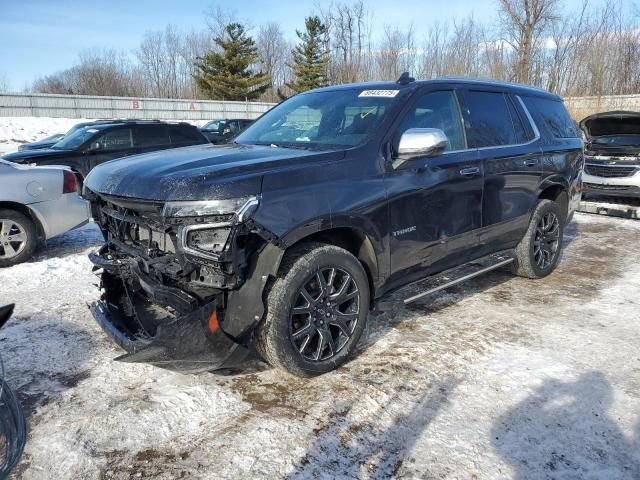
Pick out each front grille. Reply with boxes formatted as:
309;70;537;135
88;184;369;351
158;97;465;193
584;164;638;178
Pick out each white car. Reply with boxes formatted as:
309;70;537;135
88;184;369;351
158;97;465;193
581;111;640;198
0;160;91;266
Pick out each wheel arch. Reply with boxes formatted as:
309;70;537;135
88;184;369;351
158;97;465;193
538;182;569;221
0;201;46;238
283;226;381;300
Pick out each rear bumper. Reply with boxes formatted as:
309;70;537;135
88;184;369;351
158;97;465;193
29;192;91;239
89;295;249;374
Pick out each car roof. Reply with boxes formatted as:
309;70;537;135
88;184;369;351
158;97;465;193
78;120;196;131
309;77;561;101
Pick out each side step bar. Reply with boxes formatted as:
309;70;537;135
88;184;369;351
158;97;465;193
403;252;514;304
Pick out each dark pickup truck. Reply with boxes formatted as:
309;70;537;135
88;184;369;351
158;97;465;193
83;75;583;377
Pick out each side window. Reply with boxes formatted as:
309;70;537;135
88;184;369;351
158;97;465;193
506;95;535;144
168;126;204;144
228;121;240;134
134;126;170;147
93;129;133;151
396;90;466;152
521;96;577;139
461;91;517;147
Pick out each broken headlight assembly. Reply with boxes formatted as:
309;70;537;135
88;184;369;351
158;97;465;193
162;196;260;220
164;196;260;259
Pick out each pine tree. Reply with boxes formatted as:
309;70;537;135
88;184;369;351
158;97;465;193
194;23;269;101
286;16;329;95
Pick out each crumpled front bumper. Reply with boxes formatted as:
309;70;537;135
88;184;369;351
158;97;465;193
89;299;249;373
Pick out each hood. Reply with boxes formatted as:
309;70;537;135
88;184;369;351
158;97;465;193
85;143;345;201
19;139;59;151
580;111;640;138
2;148;71;163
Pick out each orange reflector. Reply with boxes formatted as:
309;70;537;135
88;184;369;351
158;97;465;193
208;311;220;332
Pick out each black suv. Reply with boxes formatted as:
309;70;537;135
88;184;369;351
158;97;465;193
3;120;208;178
84;76;583;377
200;118;255;144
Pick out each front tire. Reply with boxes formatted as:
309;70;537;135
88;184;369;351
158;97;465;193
0;209;37;267
512;199;564;279
255;242;370;377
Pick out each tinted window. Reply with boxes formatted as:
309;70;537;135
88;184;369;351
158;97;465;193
396;90;466;151
168;126;204;144
506;95;534;144
93;129;133;151
462;91;517;147
227;121;241;134
522;96;576;139
135;126;170;147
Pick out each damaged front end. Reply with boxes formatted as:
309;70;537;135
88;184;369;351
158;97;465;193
84;190;283;373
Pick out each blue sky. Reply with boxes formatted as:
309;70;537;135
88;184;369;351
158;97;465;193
0;0;588;90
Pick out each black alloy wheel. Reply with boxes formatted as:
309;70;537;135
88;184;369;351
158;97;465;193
533;212;560;269
289;267;360;362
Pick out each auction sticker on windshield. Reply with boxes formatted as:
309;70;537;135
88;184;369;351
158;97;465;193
358;90;399;98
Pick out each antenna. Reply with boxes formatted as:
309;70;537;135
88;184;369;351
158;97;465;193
396;72;415;85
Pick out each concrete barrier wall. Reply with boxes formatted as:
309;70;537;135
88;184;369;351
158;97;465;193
0;92;275;120
2;91;639;123
564;94;640;120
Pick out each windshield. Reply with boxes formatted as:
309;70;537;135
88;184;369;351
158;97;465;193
202;120;225;131
64;123;88;136
52;127;99;150
235;88;401;149
592;135;640;147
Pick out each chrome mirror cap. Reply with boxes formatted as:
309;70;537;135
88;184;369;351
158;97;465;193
394;128;449;168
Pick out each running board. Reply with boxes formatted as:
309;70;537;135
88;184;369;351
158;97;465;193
403;252;514;305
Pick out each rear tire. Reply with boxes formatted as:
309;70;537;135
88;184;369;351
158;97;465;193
255;242;370;377
0;209;37;267
511;199;564;279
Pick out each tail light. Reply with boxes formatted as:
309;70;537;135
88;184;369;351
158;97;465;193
62;170;79;194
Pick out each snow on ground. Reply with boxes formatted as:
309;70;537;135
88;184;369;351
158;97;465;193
0;117;210;155
1;213;639;479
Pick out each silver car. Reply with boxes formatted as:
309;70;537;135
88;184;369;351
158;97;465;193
0;160;91;266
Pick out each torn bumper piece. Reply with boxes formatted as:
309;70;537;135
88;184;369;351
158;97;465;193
89;300;249;373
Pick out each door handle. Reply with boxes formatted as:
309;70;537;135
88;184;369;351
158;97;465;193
524;159;539;167
459;167;480;177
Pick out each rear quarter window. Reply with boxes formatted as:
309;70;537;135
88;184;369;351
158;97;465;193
168;126;206;145
521;96;577;139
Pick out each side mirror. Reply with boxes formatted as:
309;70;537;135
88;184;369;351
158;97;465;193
393;128;448;169
89;141;102;152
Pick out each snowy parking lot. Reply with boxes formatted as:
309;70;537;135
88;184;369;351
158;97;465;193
1;212;639;479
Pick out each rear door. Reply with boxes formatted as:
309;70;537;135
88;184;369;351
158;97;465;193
385;88;483;282
458;89;543;251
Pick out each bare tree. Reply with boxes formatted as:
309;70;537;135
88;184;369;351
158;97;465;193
0;72;9;92
496;0;560;83
257;22;291;102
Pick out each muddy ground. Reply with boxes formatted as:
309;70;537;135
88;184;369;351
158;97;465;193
1;212;639;479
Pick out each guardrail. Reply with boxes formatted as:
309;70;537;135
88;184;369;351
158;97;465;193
0;92;276;120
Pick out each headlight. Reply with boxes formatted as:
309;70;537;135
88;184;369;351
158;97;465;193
162;196;259;219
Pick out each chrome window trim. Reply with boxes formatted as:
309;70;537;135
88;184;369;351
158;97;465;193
180;222;232;260
437;93;541;156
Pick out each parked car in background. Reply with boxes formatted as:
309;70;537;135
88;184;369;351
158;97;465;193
3;120;208;178
0;160;90;266
200;118;254;144
17;119;119;152
581;111;640;198
84;76;582;377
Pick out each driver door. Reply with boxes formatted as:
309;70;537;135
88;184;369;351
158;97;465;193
385;89;483;283
85;128;134;176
